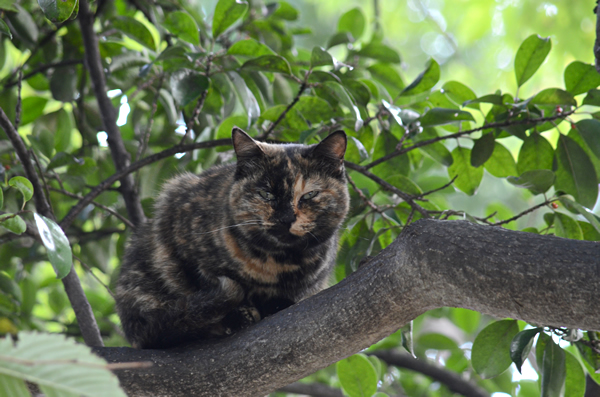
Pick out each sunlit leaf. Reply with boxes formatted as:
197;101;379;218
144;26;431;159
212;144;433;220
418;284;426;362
310;46;333;68
419;107;475;127
485;142;518;178
442;81;479;109
336;354;378;397
228;39;275;57
8;176;33;203
559;195;600;234
356;42;401;64
0;213;26;235
33;213;72;279
212;0;248;38
531;88;576;107
367;63;404;96
0;19;11;39
574;119;600;160
240;55;291;74
472;319;519;378
554;212;584;240
270;1;298;21
113;16;156;50
517;132;554;174
514;34;551;87
564;350;586;397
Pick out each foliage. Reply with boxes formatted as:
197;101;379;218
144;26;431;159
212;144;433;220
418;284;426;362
0;0;599;396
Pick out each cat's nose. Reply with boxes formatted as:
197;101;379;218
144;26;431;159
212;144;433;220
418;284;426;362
279;209;296;226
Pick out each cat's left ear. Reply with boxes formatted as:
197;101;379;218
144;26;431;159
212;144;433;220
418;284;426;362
312;130;347;160
232;127;264;158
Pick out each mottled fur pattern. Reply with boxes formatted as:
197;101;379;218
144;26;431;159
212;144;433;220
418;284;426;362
115;128;349;349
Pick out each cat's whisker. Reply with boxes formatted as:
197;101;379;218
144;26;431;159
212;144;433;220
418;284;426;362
197;222;265;235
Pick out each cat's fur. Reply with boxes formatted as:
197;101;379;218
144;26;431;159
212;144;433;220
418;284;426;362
115;128;349;349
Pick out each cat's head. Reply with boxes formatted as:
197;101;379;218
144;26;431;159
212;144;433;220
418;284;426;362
228;128;350;250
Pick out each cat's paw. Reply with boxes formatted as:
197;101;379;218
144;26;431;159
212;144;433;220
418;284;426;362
221;305;261;334
238;306;261;325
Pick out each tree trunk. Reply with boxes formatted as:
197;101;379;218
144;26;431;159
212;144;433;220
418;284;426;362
95;219;600;396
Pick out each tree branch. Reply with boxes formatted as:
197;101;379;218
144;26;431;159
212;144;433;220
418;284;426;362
0;105;103;347
94;219;600;396
78;0;146;227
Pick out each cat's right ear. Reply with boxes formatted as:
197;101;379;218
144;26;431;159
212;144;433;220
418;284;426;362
232;127;264;158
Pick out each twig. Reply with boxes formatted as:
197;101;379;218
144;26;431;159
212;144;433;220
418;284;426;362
136;75;164;162
415;176;457;200
49;187;134;229
74;255;116;299
59;139;231;230
344;161;430;219
4;59;83;89
180;56;213;144
260;79;308;140
493;198;558;226
365;109;577;170
346;172;384;213
30;150;53;214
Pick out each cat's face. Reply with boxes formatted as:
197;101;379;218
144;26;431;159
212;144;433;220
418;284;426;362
228;128;349;250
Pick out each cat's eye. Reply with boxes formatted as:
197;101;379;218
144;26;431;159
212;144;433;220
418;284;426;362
301;191;318;201
258;190;275;201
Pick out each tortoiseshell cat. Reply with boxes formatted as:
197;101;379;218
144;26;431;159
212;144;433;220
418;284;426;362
115;128;349;349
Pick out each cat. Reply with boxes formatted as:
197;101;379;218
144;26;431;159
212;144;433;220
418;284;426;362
115;128;350;349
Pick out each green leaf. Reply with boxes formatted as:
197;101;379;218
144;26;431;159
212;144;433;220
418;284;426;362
163;11;199;45
0;19;11;39
554;212;583;240
574;119;600;160
583;89;600;106
216;115;248;139
310;46;333;68
367;63;404;96
8;176;33;203
20;97;47;126
451;308;481;334
472;319;519;378
442;81;479;109
564;61;600;96
270;1;299;20
336;354;378;397
260;105;307;131
212;0;248;38
387;175;423;195
33;214;72;279
559;196;600;235
514;34;551;87
541;338;566;397
113;16;156;51
531;88;576;107
564;350;586;397
170;70;209;107
38;0;78;23
0;373;28;397
295;96;334;123
448;147;483;196
517;132;554;174
401;59;440;96
0;187;3;209
484;142;518;178
507;170;555;195
6;5;38;45
50;66;77;102
554;135;599;209
0;214;26;235
0;0;17;12
347;136;369;163
356;42;401;64
471;132;495;167
510;327;543;373
463;94;504;106
416;128;453;166
337;7;365;40
419;108;475;127
228;39;275;57
0;331;126;397
240;55;291;74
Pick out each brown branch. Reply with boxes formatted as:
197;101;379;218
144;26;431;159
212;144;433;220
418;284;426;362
364;109;577;170
346;172;384;213
493;198;558;226
136;75;164;162
344;161;430;219
370;350;490;397
59;139;231;230
260;80;307;140
0;105;103;347
78;0;146;228
415;175;457;200
3;59;83;89
595;1;600;73
180;56;213;144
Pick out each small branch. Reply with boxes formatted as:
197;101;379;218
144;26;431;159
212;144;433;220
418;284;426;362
345;161;430;219
364;109;577;170
49;187;134;229
493;198;558;226
59;139;231;230
415;176;457;200
136;75;164;162
180;56;213;144
346;172;384;213
595;1;600;73
260;79;307;140
3;59;83;89
74;255;116;299
371;350;490;397
78;0;146;228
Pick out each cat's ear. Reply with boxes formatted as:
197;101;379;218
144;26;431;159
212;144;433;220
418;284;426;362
232;127;264;158
312;130;347;160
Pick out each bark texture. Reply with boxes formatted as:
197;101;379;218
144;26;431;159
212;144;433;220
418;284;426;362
95;219;600;396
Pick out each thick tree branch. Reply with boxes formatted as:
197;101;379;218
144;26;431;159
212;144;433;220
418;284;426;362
78;0;146;227
94;219;600;396
0;106;103;347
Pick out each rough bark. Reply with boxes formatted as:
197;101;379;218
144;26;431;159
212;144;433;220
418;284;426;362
95;219;600;396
